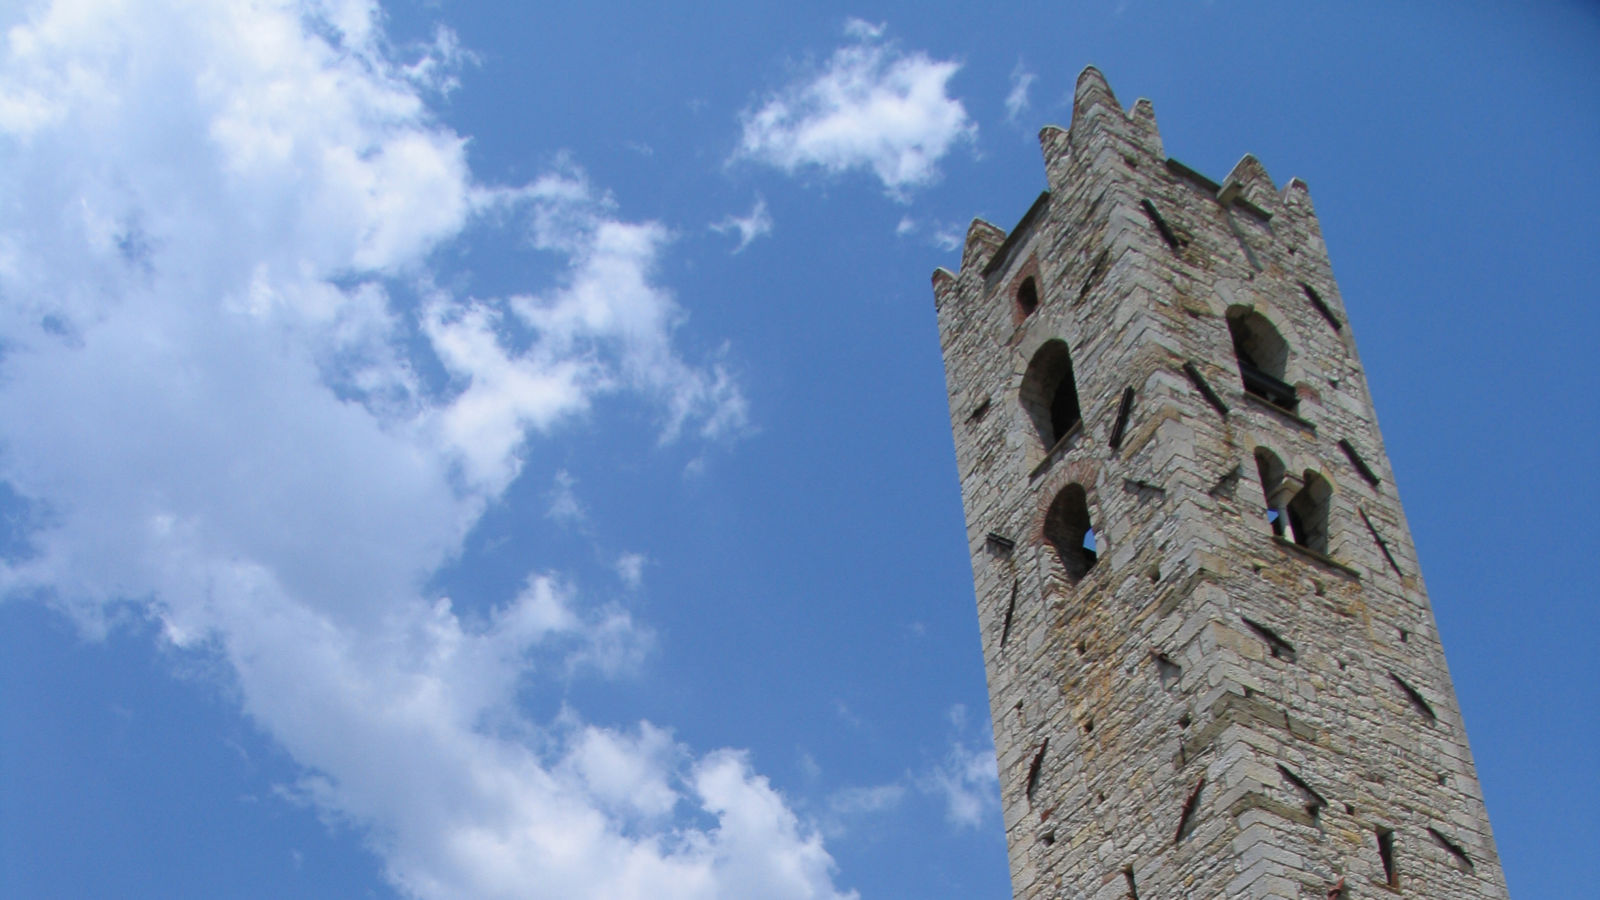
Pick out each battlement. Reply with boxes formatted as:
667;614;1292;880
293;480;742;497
933;68;1507;900
940;66;1318;302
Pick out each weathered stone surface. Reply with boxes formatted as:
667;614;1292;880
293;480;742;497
934;67;1508;900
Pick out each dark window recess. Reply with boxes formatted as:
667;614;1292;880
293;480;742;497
1287;472;1332;554
1376;827;1399;888
986;531;1016;554
1183;362;1229;416
1016;276;1040;318
1240;361;1299;409
968;396;991;423
1123;478;1164;497
1300;281;1343;331
1255;449;1288;537
1022;340;1083;448
1123;866;1140;900
1174;777;1206;844
1276;764;1328;818
1078;249;1110;304
1044;484;1098;583
1242;616;1298;662
1428;826;1475;872
1208;464;1242;498
1140;199;1184;250
1360;508;1403;576
1153;652;1182;690
1390;672;1437;721
1227;310;1298;412
1000;578;1018;648
1338;438;1381;487
1109;386;1136;450
1025;738;1049;800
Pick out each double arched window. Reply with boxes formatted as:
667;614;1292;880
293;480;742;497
1227;309;1297;412
1021;340;1082;449
1254;447;1331;554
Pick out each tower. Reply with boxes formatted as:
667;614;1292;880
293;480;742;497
933;68;1508;899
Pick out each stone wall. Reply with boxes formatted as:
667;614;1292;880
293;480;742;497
933;67;1508;900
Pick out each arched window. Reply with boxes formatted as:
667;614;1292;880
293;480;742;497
1227;309;1297;411
1286;471;1332;554
1254;447;1288;537
1254;450;1334;555
1016;276;1040;319
1021;340;1082;449
1044;484;1097;582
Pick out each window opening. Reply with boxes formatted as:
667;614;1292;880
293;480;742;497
1025;738;1048;800
1227;309;1298;412
1300;281;1343;331
1254;448;1288;537
1016;276;1040;318
1021;340;1083;448
1109;386;1135;450
1044;485;1098;583
1182;361;1229;416
1173;777;1205;844
1140;199;1183;250
1376;827;1399;888
1428;827;1474;872
1286;471;1331;553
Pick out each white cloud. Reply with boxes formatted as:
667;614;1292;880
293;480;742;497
892;216;963;252
711;196;774;253
921;739;1000;829
828;783;906;817
615;551;647;589
1005;60;1036;123
0;2;840;899
736;20;975;196
548;470;587;526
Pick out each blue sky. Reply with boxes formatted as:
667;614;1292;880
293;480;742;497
0;1;1594;897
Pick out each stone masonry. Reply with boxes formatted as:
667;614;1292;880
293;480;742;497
933;68;1509;900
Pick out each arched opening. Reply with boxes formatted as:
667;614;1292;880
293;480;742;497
1227;309;1297;411
1016;276;1040;319
1044;484;1097;583
1286;470;1332;554
1254;447;1288;537
1021;340;1082;449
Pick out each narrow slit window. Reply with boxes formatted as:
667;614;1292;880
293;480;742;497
1300;281;1343;331
1226;308;1298;412
1044;484;1098;583
1021;339;1083;449
1140;199;1182;250
1109;386;1135;450
1025;738;1049;800
1376;827;1399;888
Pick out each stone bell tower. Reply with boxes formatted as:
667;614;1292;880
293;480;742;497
932;68;1508;899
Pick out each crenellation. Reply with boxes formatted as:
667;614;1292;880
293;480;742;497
936;67;1507;899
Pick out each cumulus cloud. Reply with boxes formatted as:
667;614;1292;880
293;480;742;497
1005;61;1036;123
0;2;839;898
736;19;975;196
711;196;774;253
921;738;1000;829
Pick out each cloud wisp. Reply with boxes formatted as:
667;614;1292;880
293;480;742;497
0;2;840;898
711;195;775;253
735;19;976;197
1005;61;1036;124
